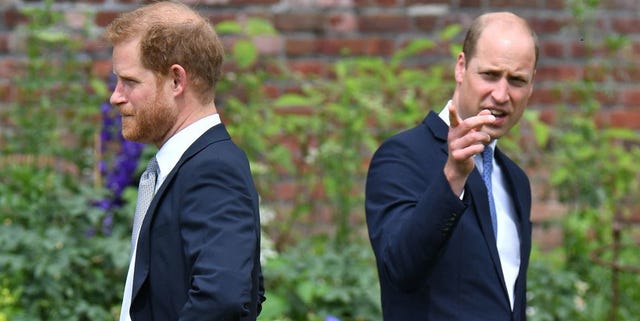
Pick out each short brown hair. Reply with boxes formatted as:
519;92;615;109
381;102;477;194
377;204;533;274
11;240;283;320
462;12;539;69
105;1;224;104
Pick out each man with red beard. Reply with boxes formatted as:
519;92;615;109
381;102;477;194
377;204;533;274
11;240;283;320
105;2;264;320
366;12;538;321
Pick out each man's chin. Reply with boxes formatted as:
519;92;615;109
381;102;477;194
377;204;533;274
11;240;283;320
121;130;141;143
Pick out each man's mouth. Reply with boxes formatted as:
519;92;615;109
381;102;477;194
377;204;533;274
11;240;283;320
486;109;506;117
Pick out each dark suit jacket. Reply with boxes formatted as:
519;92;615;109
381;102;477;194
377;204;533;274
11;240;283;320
129;123;265;321
365;111;532;321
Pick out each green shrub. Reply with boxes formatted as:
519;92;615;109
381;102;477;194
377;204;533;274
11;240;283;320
260;237;380;321
0;2;128;320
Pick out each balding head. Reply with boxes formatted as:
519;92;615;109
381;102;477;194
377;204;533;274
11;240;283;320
462;12;539;69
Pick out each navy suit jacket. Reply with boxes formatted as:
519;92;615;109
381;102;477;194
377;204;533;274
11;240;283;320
129;124;265;321
365;111;532;321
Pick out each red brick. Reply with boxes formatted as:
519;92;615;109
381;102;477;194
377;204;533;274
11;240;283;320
532;225;564;250
220;0;278;4
85;38;109;53
0;82;12;103
262;83;280;99
274;181;296;200
544;0;566;9
535;64;581;82
327;12;358;33
0;33;8;54
320;37;395;56
252;35;284;55
613;63;640;82
95;11;120;27
407;0;447;4
459;0;483;7
529;16;567;33
633;42;640;57
354;0;370;5
537;108;557;124
374;0;401;6
3;8;27;28
274;12;324;32
358;13;411;33
563;87;616;110
608;110;640;129
583;63;608;82
529;86;562;105
356;0;399;5
621;88;640;108
612;17;640;33
91;59;113;79
415;16;438;32
288;59;329;76
540;39;566;58
490;0;539;8
0;58;19;80
601;0;640;10
204;12;238;25
531;197;566;223
285;38;320;56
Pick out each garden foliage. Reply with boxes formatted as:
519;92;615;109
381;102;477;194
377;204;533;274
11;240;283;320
0;1;638;321
0;2;130;320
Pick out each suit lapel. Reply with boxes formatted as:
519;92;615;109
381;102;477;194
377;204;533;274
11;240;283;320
424;111;449;156
131;123;232;300
468;169;508;295
425;111;511;303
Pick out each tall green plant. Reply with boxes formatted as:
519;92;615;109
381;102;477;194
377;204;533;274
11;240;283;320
0;2;128;320
219;20;463;248
3;0;106;168
542;1;640;320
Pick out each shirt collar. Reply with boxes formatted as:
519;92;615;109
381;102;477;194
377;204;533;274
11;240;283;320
155;113;221;182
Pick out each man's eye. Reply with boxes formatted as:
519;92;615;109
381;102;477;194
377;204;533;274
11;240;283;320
510;78;527;86
122;79;137;86
480;72;497;78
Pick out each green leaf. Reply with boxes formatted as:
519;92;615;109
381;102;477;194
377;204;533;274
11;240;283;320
296;281;316;305
232;39;258;69
390;38;435;66
439;24;462;41
273;93;313;107
215;20;243;34
90;78;108;98
246;18;277;35
34;30;67;43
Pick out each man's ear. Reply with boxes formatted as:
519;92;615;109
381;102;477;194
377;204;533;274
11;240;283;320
169;64;187;96
454;52;466;83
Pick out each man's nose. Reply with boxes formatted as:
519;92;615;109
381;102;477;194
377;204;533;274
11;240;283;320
110;81;125;106
491;78;509;104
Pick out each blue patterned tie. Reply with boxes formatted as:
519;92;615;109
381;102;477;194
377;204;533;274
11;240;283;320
482;146;498;238
131;157;158;253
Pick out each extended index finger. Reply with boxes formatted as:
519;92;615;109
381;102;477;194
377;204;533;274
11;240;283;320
449;103;461;127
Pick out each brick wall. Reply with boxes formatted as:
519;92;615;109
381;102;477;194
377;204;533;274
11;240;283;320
1;0;639;248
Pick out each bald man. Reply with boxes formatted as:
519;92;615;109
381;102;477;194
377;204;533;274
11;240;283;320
105;2;264;320
366;12;537;321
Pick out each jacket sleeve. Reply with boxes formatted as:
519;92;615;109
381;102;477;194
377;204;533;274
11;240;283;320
178;150;261;321
365;135;468;291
